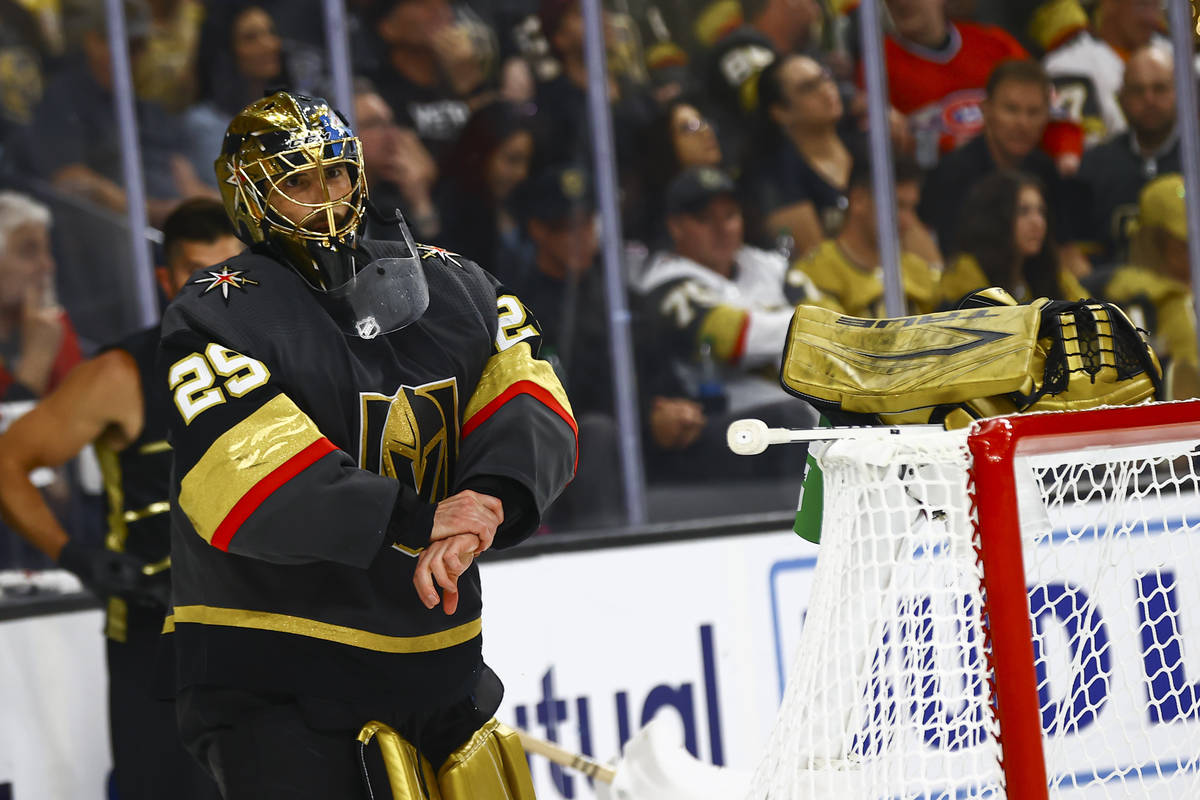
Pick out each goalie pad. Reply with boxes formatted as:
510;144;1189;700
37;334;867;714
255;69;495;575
357;718;535;800
780;291;1162;428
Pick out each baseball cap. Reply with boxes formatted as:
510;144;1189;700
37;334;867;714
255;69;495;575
522;165;594;224
1139;173;1187;241
665;166;737;217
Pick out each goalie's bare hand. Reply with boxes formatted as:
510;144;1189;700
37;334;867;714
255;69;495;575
430;490;503;553
414;533;479;615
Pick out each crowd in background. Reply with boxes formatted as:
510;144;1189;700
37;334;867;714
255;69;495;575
0;0;1198;560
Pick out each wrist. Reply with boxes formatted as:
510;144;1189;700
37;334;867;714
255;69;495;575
385;484;437;551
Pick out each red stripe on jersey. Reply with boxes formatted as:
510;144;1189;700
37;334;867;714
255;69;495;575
462;381;579;467
730;314;751;365
209;437;338;551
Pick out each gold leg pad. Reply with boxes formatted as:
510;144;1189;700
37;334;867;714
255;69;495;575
436;719;537;800
358;721;443;800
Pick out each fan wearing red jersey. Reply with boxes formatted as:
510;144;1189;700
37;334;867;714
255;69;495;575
864;0;1082;170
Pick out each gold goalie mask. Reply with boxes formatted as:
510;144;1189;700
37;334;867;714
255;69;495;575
780;288;1164;429
216;91;429;337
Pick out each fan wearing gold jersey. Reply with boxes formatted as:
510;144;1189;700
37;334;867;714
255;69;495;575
936;169;1087;310
784;155;938;318
1087;173;1198;399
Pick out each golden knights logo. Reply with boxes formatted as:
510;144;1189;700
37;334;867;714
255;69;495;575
358;379;459;505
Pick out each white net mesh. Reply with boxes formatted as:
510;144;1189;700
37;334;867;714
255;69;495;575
1018;440;1200;796
749;416;1200;800
749;429;1005;799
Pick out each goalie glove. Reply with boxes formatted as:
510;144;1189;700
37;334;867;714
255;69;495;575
57;540;169;607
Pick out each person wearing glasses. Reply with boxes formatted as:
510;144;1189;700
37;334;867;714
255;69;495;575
627;97;725;248
741;53;856;260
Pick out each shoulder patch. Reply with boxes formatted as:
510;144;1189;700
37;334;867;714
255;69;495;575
417;244;464;268
193;265;261;302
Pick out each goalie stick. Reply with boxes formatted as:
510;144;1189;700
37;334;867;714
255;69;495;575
726;418;942;455
515;728;617;783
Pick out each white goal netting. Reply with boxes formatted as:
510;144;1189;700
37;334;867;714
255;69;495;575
749;411;1200;800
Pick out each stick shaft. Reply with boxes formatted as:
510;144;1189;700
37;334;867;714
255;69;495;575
765;424;942;443
515;729;617;783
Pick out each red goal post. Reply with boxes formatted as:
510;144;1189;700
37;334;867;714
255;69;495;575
750;400;1200;800
970;400;1200;800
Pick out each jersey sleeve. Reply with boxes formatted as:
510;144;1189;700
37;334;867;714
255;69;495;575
162;327;400;569
644;275;795;369
455;283;578;542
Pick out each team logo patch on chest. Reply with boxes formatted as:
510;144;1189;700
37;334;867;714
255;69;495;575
359;378;459;503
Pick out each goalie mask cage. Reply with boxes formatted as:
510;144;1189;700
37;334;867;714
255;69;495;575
750;401;1200;800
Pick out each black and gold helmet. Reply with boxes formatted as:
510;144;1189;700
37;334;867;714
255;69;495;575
216;91;368;290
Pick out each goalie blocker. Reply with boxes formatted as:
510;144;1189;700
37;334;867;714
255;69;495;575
779;288;1163;428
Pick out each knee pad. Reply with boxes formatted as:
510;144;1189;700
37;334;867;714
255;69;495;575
357;721;441;800
358;718;535;800
437;718;535;799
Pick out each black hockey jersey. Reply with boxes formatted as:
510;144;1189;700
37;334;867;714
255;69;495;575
158;240;577;708
98;323;173;643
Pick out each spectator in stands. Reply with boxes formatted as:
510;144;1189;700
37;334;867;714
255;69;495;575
0;191;83;401
0;1;50;151
695;0;823;168
626;97;724;248
435;100;535;281
936;170;1086;309
1089;174;1197;399
786;155;938;317
741;53;855;258
637;166;815;482
19;0;213;225
354;79;441;242
919;60;1084;267
187;2;323;177
1075;44;1179;267
531;0;656;173
509;165;622;528
1043;0;1167;143
365;0;496;160
0;198;238;800
133;0;204;113
877;0;1031;166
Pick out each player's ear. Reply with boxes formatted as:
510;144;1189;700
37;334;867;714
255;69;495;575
666;214;686;243
155;266;172;298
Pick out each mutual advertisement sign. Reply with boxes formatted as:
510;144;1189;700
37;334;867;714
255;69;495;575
481;530;823;799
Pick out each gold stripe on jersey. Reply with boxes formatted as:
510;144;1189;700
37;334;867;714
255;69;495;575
180;394;324;545
97;444;130;641
123;501;170;523
170;605;482;653
694;0;741;45
463;342;573;427
138;439;171;455
98;445;128;554
697;305;749;363
107;597;128;642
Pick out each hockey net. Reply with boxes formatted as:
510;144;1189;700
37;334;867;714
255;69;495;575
750;401;1200;800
